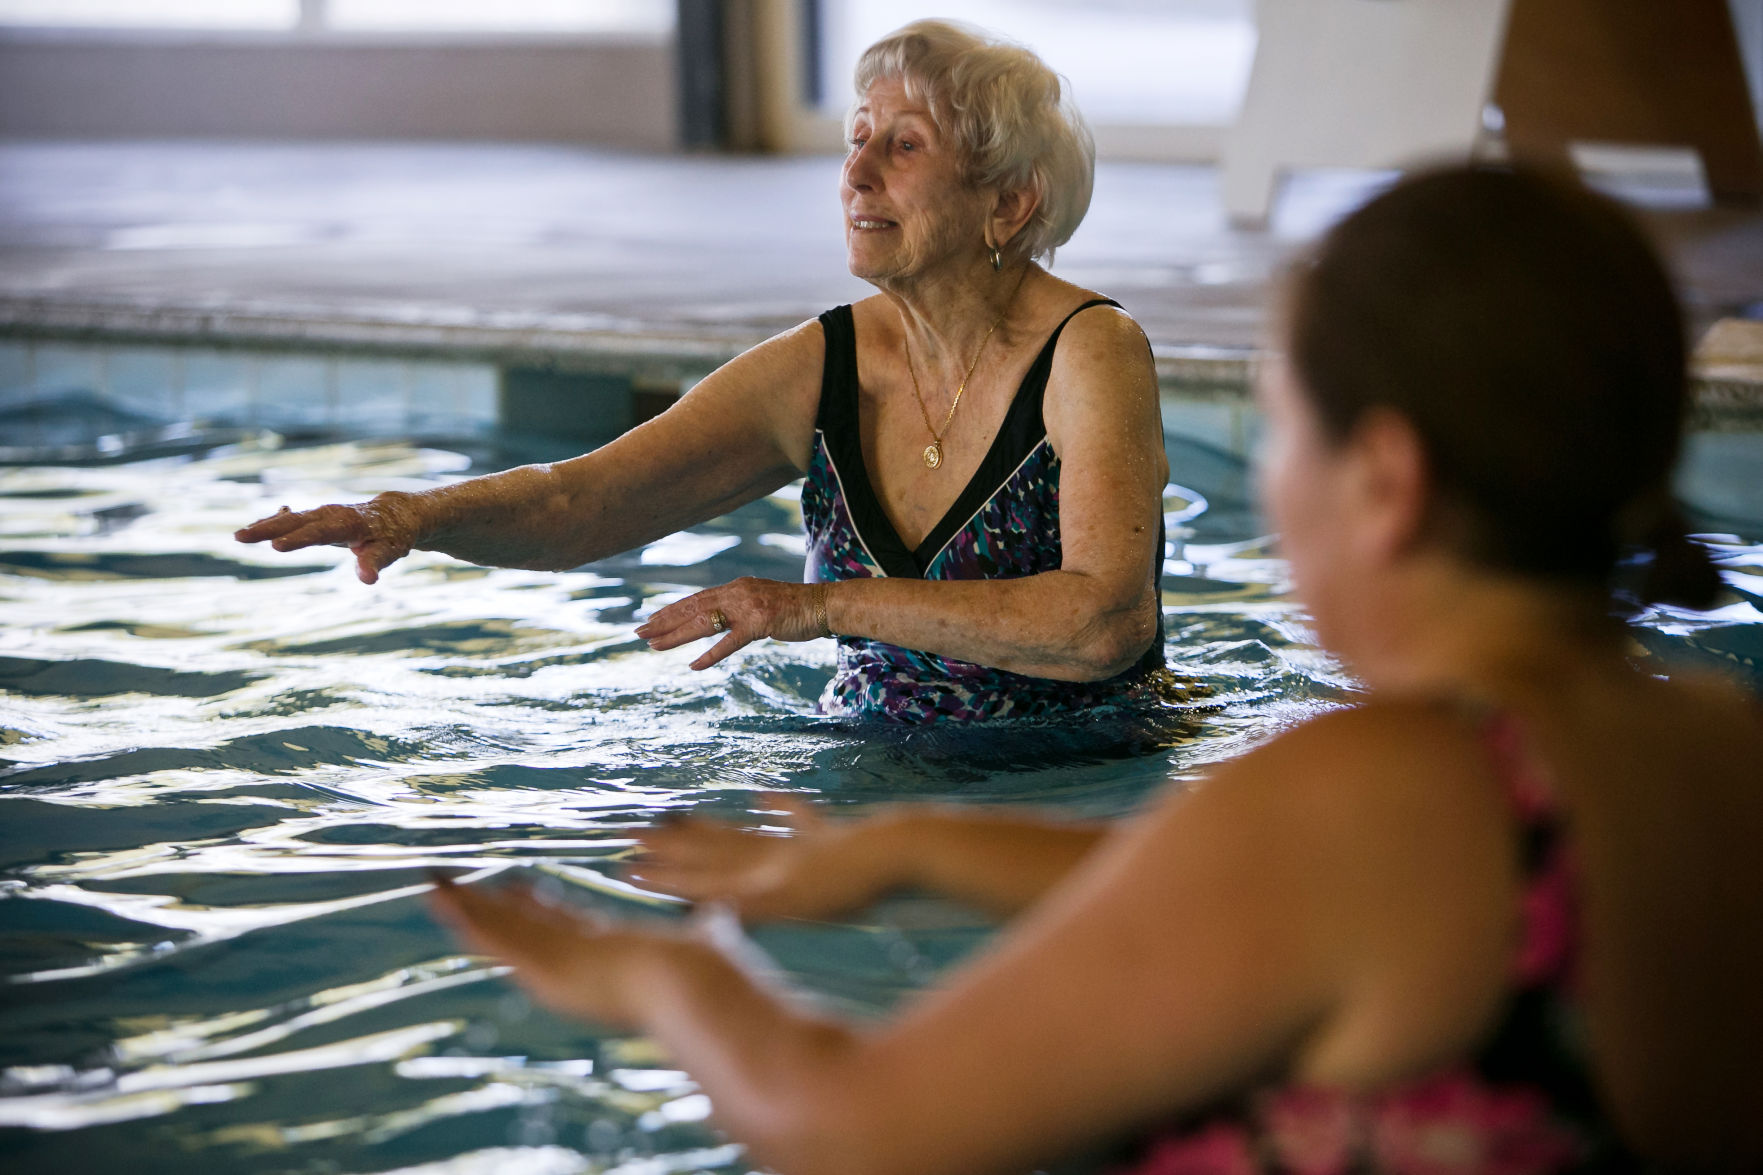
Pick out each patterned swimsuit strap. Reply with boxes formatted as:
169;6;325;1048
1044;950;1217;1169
1476;706;1581;987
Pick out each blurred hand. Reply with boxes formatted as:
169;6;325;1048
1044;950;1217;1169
636;577;826;670
628;795;892;920
234;492;425;584
428;873;684;1027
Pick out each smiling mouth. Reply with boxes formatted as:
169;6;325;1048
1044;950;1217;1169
850;218;896;230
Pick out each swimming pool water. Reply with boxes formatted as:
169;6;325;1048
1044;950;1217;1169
1;423;1758;1175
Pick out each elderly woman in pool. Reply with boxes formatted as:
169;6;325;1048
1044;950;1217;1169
433;167;1763;1173
235;20;1168;724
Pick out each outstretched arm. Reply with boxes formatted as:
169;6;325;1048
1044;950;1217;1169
235;320;826;582
628;795;1108;920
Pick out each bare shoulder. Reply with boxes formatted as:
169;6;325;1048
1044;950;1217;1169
690;314;825;392
1138;700;1522;917
668;315;828;473
1569;663;1763;755
1653;665;1763;730
1599;667;1763;790
1196;700;1502;823
1048;299;1152;375
1146;702;1522;1023
1041;298;1157;460
1100;700;1521;1076
1562;669;1763;1159
1237;697;1484;765
752;314;828;367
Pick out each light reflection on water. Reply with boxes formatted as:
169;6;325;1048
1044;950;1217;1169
2;430;1756;1174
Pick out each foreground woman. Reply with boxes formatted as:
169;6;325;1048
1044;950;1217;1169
432;166;1763;1173
236;21;1171;723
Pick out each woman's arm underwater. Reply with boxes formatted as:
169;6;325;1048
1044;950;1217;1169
627;795;1108;920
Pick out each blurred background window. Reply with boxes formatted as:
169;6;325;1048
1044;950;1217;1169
326;0;673;36
0;0;675;35
0;0;297;28
816;0;1258;127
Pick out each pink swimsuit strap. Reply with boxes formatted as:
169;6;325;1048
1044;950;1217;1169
1478;708;1582;989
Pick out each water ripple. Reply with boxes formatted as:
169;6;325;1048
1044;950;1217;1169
2;432;1756;1175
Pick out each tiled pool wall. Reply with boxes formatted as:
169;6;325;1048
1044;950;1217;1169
1157;380;1763;529
1;333;1759;528
1158;390;1263;461
0;338;501;442
0;335;728;459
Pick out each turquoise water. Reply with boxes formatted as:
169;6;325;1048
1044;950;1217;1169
2;418;1759;1175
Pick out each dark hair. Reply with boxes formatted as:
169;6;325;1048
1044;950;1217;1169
1288;164;1722;611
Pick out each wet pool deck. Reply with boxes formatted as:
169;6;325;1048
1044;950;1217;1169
1;141;1761;407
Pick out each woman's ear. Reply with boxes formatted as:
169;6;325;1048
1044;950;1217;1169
1345;408;1432;563
986;184;1040;255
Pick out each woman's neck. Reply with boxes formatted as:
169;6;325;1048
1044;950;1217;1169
1344;556;1629;706
881;261;1038;374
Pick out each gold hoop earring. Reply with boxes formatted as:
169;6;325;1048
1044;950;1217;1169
988;243;1003;271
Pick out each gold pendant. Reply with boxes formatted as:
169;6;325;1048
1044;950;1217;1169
923;442;942;469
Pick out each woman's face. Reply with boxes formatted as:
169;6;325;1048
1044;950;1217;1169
841;77;988;285
1255;350;1360;651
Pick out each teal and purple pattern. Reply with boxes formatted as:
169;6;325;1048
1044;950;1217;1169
802;301;1165;724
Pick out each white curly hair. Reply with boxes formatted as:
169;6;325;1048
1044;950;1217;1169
849;19;1096;266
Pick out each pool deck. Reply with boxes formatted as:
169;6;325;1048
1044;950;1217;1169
1;141;1761;410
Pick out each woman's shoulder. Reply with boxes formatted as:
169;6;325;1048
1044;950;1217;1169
1038;286;1155;425
1157;701;1515;886
1214;699;1502;812
1562;666;1763;823
1132;700;1524;1068
1643;664;1763;732
1177;702;1543;933
1051;299;1145;355
1033;277;1148;366
1545;669;1763;1161
1035;278;1141;338
1224;679;1763;865
1542;664;1763;783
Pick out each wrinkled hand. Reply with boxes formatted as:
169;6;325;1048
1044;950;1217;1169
234;492;426;584
428;873;685;1028
628;795;891;920
636;577;825;670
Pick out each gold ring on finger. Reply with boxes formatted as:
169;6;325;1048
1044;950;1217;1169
708;609;728;634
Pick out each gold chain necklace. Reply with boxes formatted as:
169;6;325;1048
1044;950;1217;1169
900;294;1013;471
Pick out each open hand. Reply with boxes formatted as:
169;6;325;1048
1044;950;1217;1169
628;795;892;920
428;873;684;1027
234;492;425;584
636;578;827;670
